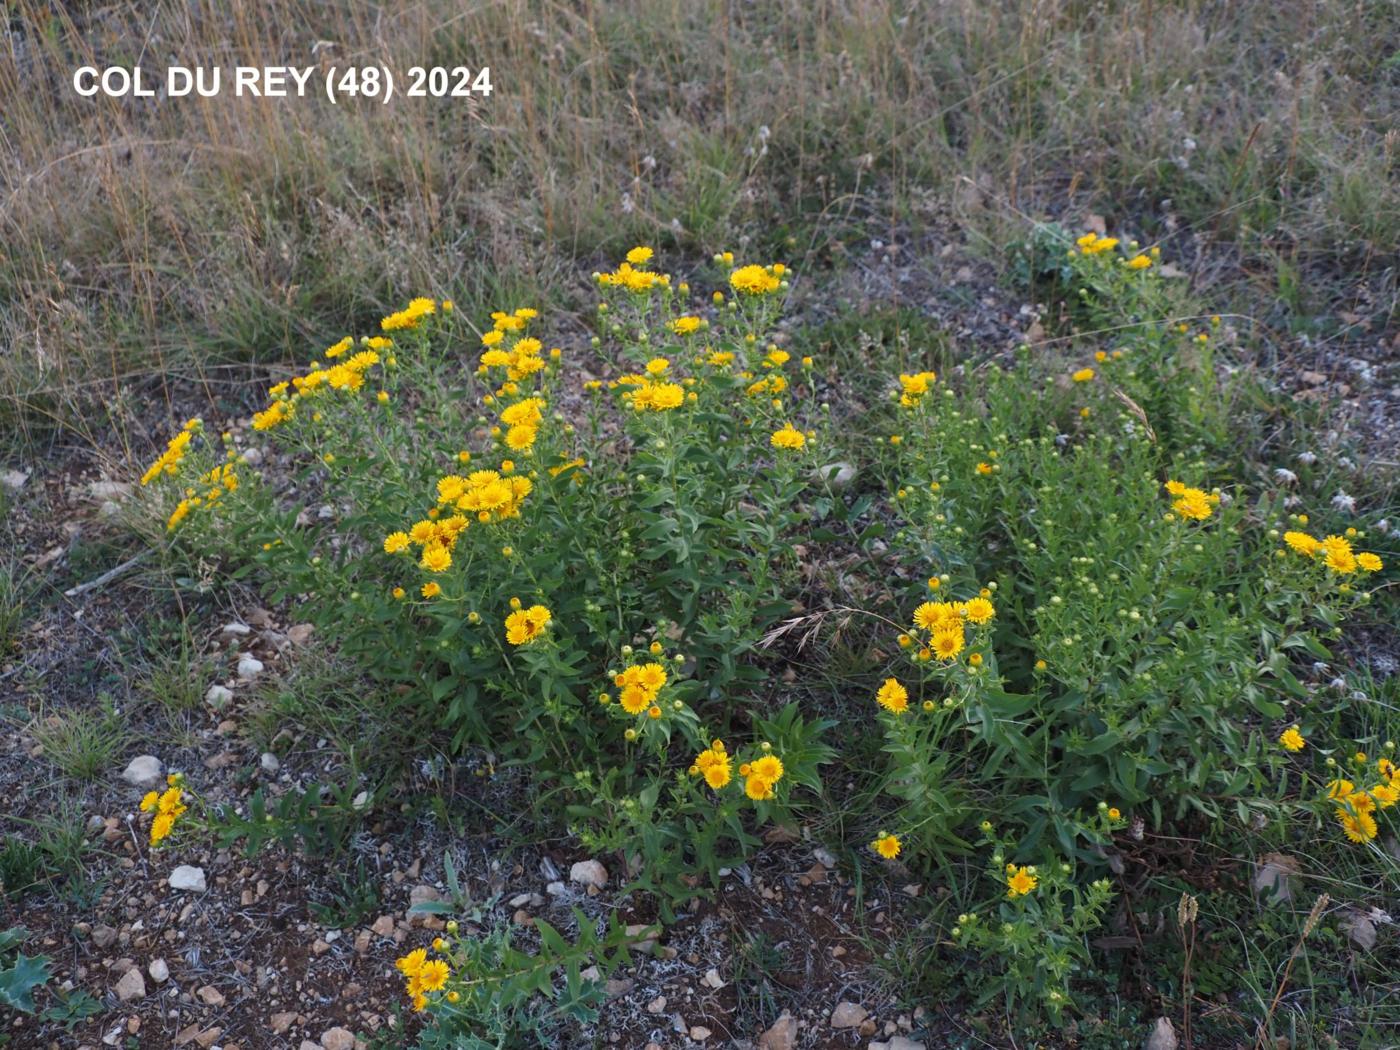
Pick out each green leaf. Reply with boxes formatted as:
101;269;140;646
0;952;52;1014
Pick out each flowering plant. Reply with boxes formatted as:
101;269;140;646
136;250;821;763
948;825;1115;1025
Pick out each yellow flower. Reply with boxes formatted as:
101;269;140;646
744;775;775;801
751;755;784;783
1283;531;1319;555
729;264;782;295
150;811;176;844
505;604;552;646
1006;865;1038;898
1279;726;1306;752
626;246;654;266
417;959;450;993
384;531;411;554
963;597;995;625
1357;552;1383;572
1337;808;1378;843
1372;783;1399;809
871;833;901;859
1168;483;1213;521
931;627;965;661
505;424;538;451
913;601;960;632
770;424;806;450
1321;534;1357;574
396;949;428;978
876;678;908;715
693;746;732;790
421;582;442;599
975;462;994;476
420;544;452;573
381;297;437;332
897;371;937;406
1126;254;1152;269
636;662;668;692
139;791;159;812
619;685;650;715
1325;778;1355;801
626;380;686;412
1072;368;1095;383
499;397;545;427
645;357;670;376
1348;790;1376;816
251;400;292;431
671;316;703;335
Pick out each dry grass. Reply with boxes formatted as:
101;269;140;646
2;0;1396;449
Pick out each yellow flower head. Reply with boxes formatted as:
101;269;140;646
505;604;552;646
419;544;452;573
744;774;775;801
1325;778;1355;801
1279;726;1306;752
381;297;436;332
1322;535;1357;574
1006;865;1038;898
1167;482;1213;521
1283;531;1319;556
396;949;428;978
931;627;965;661
913;601;961;632
619;685;650;715
150;811;176;844
963;597;995;625
876;677;908;715
729;264;782;296
416;959;450;993
1337;808;1378;844
751;754;784;783
1372;783;1399;809
693;747;732;790
871;833;901;859
770;424;807;450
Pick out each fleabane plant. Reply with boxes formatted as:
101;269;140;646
566;638;833;915
866;241;1388;871
946;826;1115;1025
135;250;820;765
